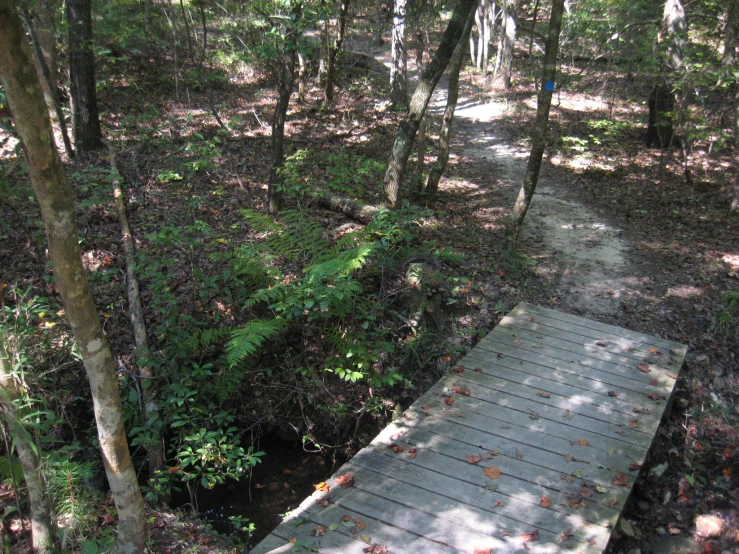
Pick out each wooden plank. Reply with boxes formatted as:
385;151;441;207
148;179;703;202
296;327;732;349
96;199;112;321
363;422;627;518
253;303;687;554
496;316;661;366
448;358;663;429
478;331;677;390
455;352;668;418
515;303;685;353
429;376;651;448
468;337;675;397
434;371;659;438
370;411;634;503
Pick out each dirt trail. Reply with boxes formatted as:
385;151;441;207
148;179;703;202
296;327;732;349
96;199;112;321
429;93;631;318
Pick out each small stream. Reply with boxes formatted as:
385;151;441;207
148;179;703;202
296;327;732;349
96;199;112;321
178;437;342;547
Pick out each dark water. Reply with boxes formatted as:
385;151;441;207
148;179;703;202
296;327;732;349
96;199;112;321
182;437;342;548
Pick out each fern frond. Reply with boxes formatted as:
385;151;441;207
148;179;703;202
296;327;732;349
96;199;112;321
305;244;375;282
226;318;286;367
244;283;286;309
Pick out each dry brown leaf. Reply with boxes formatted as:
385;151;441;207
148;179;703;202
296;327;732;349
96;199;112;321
564;454;576;462
629;419;639;428
421;404;429;410
637;363;651;373
608;391;618;397
317;498;329;507
451;386;471;396
608;498;618;508
473;548;493;554
568;497;580;509
406;448;417;459
536;392;551;398
648;393;666;400
452;365;465;374
559;529;575;542
474;367;483;373
579;485;592;497
363;545;389;554
341;515;351;522
540;496;552;508
612;472;629;486
311;525;327;537
336;474;354;488
561;473;574;482
444;397;455;406
493;499;504;508
648;348;662;355
466;454;482;464
515;449;524;460
521;530;540;543
392;445;405;453
596;340;609;347
667;373;678;379
483;466;501;479
576;438;589;447
650;379;659;386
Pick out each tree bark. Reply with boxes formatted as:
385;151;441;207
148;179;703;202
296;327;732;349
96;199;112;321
425;7;475;196
29;0;58;107
0;3;147;552
267;2;302;214
481;0;492;74
383;0;478;208
21;7;75;159
179;0;193;59
508;0;566;243
390;0;408;109
494;0;516;87
67;0;103;152
412;30;428;188
322;0;351;110
0;331;57;553
106;141;164;477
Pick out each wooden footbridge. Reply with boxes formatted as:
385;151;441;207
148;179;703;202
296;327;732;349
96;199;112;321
252;303;687;554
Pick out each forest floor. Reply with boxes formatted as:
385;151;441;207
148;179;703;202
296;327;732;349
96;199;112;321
1;28;739;554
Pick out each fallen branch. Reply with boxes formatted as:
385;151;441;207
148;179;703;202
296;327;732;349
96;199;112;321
105;139;164;476
314;192;384;223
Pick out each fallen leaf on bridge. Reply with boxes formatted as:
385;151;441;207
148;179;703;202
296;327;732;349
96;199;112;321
444;397;455;406
576;438;589;446
466;454;482;464
336;474;354;488
451;386;471;395
406;448;417;459
521;530;540;543
473;548;492;554
540;496;552;508
536;392;551;398
483;466;501;479
612;472;629;486
637;363;651;373
629;419;639;428
363;545;388;554
559;529;575;542
493;499;504;508
314;482;329;493
311;525;327;537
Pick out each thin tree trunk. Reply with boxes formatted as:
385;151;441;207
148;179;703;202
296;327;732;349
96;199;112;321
21;7;75;159
413;30;428;189
106;141;164;477
198;2;207;63
508;0;566;242
67;0;103;152
390;0;408;109
474;2;484;70
322;0;350;110
0;331;57;553
179;0;193;59
0;3;148;552
318;0;329;86
384;0;478;207
29;0;58;106
297;51;306;103
267;2;302;214
426;6;475;197
481;0;492;73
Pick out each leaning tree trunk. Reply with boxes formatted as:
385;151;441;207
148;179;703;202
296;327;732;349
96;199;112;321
267;2;302;214
383;0;478;208
480;0;492;74
67;0;103;152
425;6;476;197
322;0;351;110
0;3;148;552
508;0;566;243
0;331;57;553
412;29;428;189
29;0;59;108
390;0;408;109
494;0;516;88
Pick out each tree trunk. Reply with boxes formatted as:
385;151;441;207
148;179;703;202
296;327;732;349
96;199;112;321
384;0;478;208
29;0;58;107
494;0;516;87
425;7;475;197
481;0;492;74
21;7;75;159
267;2;302;214
0;331;57;553
67;0;103;152
322;0;350;110
661;0;686;73
474;2;483;70
106;141;164;477
412;30;427;188
508;0;566;243
318;1;329;86
297;51;306;103
390;0;408;109
0;3;148;552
